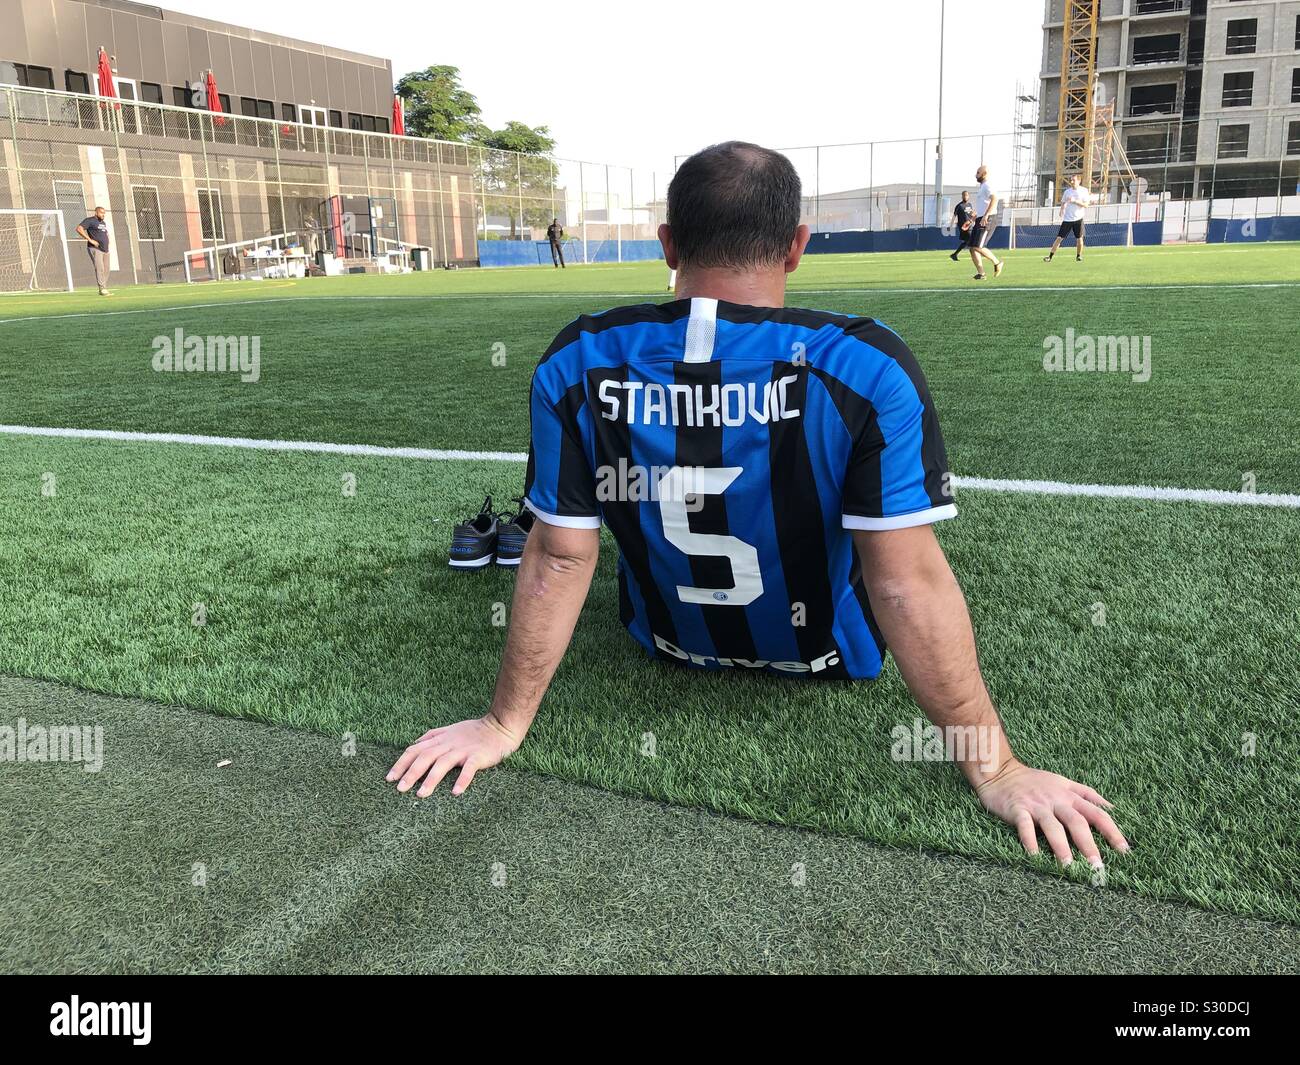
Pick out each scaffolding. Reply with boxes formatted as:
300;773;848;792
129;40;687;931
1010;81;1039;207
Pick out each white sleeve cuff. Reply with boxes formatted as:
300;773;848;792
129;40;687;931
842;503;957;531
523;497;602;529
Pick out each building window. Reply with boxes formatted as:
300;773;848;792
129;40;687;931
348;112;363;130
1293;68;1300;103
329;109;343;128
197;188;224;241
53;179;85;240
1126;131;1171;165
376;116;389;134
65;70;90;94
132;186;163;240
1225;18;1257;55
173;85;193;108
240;97;259;117
1217;124;1249;159
1129;83;1178;116
219;93;232;115
140;82;163;104
1132;34;1181;65
4;63;56;88
282;102;296;122
1221;71;1253;108
1287;121;1300;156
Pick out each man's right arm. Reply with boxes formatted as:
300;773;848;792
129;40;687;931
75;224;96;247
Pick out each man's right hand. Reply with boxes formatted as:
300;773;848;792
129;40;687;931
386;714;522;798
89;240;100;248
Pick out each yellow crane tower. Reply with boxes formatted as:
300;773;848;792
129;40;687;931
1054;0;1138;204
1055;0;1100;198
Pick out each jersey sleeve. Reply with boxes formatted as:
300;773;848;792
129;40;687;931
840;329;956;531
523;358;601;529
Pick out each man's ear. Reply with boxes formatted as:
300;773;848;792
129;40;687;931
657;223;678;270
784;224;812;274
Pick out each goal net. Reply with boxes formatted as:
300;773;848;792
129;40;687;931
1010;219;1133;250
0;209;74;293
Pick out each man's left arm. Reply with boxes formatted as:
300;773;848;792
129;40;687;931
387;520;598;797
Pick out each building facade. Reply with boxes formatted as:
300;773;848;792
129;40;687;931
1037;0;1300;201
0;0;501;287
1;0;396;132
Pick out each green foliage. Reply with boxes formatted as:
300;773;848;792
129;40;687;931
394;65;487;143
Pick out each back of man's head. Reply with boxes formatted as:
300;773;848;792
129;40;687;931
666;141;800;270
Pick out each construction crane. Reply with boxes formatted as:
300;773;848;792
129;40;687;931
1054;0;1138;205
1054;0;1099;198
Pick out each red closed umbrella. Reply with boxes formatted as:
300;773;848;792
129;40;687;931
392;95;405;136
96;48;117;101
205;70;227;125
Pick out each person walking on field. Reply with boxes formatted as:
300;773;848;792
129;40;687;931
547;217;566;268
75;206;112;296
950;190;975;262
968;166;1004;281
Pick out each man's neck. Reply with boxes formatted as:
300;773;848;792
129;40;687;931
674;266;788;309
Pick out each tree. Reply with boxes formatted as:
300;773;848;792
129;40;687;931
477;122;558;240
394;65;486;142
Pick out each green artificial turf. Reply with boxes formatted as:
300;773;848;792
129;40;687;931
2;434;1297;924
5;674;1299;975
2;245;1298;493
1;245;1298;950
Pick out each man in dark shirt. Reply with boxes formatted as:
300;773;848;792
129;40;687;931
950;191;974;262
546;217;565;268
75;206;111;295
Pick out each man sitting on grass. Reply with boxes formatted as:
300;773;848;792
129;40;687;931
389;141;1128;869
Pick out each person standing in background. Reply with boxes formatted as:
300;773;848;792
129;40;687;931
950;190;975;262
75;206;112;296
1043;175;1090;263
546;217;566;268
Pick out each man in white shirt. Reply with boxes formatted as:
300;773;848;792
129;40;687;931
968;165;1004;280
1044;175;1090;262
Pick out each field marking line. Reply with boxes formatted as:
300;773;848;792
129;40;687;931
4;423;1299;509
2;281;1299;324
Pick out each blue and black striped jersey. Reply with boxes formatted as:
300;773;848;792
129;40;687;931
524;297;954;680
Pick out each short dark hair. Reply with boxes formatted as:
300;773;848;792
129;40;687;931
666;141;801;269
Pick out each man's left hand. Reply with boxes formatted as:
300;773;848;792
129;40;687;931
975;760;1129;866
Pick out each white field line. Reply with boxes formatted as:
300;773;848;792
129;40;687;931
1;281;1299;325
210;812;424;973
4;423;1298;509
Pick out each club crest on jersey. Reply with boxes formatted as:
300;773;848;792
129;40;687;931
597;376;801;427
653;633;841;674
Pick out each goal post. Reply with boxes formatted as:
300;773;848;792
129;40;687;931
0;209;75;293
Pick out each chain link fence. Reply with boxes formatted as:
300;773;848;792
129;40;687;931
0;85;670;288
681;122;1300;234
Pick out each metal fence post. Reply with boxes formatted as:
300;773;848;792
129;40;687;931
580;163;587;263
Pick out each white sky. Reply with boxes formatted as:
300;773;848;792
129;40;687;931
163;0;1044;183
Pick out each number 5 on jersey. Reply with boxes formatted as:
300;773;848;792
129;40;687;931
658;466;763;607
